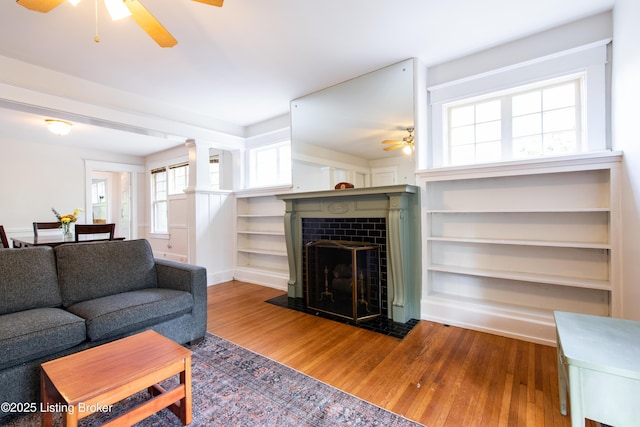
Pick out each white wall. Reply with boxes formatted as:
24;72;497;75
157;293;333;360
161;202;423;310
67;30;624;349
426;11;613;88
612;0;640;320
0;133;143;238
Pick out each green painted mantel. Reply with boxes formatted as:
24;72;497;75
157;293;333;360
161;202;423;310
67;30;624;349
277;185;421;323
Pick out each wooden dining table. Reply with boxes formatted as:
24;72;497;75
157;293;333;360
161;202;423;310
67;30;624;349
11;235;124;248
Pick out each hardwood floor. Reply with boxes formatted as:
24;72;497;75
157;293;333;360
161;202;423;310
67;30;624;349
206;281;594;427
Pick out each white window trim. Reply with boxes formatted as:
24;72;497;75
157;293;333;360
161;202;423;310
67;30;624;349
429;40;610;169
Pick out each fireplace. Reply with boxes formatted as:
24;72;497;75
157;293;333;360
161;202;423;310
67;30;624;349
306;240;381;321
277;185;420;324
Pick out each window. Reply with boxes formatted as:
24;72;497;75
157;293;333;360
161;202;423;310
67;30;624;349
168;163;189;195
151;162;189;233
445;76;582;166
428;40;609;169
151;168;168;233
91;180;106;204
248;141;291;188
210;155;220;189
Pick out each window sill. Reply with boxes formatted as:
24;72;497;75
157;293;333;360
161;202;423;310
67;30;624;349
149;233;170;240
417;150;622;180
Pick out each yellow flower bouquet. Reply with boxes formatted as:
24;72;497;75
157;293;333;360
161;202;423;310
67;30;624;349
52;207;83;239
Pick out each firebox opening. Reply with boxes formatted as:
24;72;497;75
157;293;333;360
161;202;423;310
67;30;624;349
305;240;381;322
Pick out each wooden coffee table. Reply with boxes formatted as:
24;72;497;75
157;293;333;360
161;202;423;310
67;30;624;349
41;330;192;426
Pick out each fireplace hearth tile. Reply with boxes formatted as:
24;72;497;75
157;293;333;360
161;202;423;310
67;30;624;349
265;294;419;339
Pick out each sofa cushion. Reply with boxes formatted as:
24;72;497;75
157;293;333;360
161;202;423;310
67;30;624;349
0;247;62;316
55;239;158;307
0;308;86;369
66;288;194;342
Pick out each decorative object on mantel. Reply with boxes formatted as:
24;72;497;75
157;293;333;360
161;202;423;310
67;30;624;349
382;127;414;154
51;207;82;240
334;182;354;190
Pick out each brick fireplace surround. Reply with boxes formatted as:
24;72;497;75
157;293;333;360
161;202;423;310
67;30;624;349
277;185;420;324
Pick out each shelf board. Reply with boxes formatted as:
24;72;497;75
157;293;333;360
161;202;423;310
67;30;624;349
235;264;289;277
237;214;284;218
425;292;557;324
426;208;610;214
428;264;611;291
427;236;610;250
237;230;285;236
237;247;288;257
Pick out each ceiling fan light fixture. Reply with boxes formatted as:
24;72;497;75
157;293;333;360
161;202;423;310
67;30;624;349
402;144;414;155
67;0;81;6
45;119;73;136
104;0;131;20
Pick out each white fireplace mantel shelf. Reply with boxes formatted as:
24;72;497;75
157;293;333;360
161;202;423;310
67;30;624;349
277;185;421;323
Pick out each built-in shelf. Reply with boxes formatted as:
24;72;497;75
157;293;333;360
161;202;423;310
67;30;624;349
419;153;622;345
234;193;288;289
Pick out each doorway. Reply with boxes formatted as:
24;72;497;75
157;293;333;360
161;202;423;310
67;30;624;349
85;161;144;240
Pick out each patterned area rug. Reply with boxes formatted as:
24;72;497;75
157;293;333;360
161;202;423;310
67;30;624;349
3;333;424;426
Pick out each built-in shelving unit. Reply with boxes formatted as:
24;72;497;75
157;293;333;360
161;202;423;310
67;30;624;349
419;153;622;345
234;191;288;289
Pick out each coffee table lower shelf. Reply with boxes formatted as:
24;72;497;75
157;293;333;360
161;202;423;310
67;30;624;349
40;330;192;427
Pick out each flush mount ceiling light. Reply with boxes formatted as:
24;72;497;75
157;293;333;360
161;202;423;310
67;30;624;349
45;119;73;136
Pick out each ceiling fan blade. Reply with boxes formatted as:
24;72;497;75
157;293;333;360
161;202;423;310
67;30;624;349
381;139;402;144
16;0;65;12
384;145;404;151
124;0;177;47
192;0;224;6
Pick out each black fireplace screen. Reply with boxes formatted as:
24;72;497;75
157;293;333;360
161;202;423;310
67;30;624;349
305;240;381;322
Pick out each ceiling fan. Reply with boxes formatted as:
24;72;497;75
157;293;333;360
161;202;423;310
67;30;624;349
381;127;414;154
16;0;224;48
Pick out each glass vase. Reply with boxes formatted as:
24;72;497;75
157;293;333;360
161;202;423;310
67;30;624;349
62;222;73;240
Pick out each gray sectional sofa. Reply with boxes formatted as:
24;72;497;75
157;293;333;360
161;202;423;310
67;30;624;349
0;238;207;420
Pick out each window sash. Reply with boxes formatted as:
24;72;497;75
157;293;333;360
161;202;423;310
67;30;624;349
168;164;188;195
210;155;220;188
444;76;583;167
150;161;187;233
151;169;167;233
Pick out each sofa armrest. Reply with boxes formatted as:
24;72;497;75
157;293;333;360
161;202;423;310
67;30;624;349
154;258;207;340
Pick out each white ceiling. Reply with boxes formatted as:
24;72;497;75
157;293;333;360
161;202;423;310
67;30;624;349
0;0;615;157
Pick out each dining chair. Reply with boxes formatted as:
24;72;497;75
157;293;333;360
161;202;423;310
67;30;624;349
33;222;62;237
0;225;9;248
74;223;116;241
